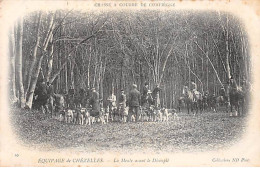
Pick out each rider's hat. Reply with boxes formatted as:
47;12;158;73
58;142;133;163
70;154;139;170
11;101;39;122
133;84;137;88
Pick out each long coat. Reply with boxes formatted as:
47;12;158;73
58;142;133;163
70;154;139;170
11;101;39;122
129;88;141;107
118;93;126;108
152;87;161;107
90;91;100;111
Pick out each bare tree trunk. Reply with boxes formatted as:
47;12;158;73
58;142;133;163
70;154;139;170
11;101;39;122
87;47;92;87
25;13;55;108
46;33;54;82
25;12;42;96
225;16;232;107
16;18;25;108
70;58;75;88
9;24;18;103
225;21;231;80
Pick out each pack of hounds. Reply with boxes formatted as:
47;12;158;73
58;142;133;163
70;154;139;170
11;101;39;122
58;105;179;126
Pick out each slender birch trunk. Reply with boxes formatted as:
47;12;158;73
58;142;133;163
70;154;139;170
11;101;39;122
9;24;18;103
16;17;25;108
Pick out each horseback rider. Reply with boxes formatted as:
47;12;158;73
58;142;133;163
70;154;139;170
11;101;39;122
191;81;198;102
191;81;197;93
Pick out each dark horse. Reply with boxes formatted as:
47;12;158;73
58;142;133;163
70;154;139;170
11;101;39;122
182;86;202;115
229;86;245;116
33;84;54;117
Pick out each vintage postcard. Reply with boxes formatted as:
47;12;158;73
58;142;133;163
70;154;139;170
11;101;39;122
0;0;260;167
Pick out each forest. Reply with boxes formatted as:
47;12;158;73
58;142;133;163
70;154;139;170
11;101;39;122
8;10;251;109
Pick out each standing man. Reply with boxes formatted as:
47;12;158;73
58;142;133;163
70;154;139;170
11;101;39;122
152;84;161;109
90;88;100;112
68;85;75;109
110;91;117;109
107;90;117;119
220;86;226;101
85;86;91;107
79;88;86;107
142;82;149;106
147;90;153;107
118;89;127;120
118;89;126;109
128;84;141;122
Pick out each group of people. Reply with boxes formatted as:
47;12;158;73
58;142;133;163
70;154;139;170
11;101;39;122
179;76;249;115
103;83;162;122
33;75;249;120
32;80;163;122
63;82;163;122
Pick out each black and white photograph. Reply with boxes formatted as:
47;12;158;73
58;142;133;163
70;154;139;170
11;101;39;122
0;0;260;167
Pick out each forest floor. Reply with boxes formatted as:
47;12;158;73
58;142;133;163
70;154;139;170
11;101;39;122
10;108;247;153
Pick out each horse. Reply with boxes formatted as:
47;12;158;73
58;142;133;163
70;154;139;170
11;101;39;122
182;86;201;115
192;90;203;114
229;86;245;116
216;95;228;112
33;87;54;117
53;93;65;115
207;94;217;112
202;94;209;111
177;97;185;113
182;86;195;114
